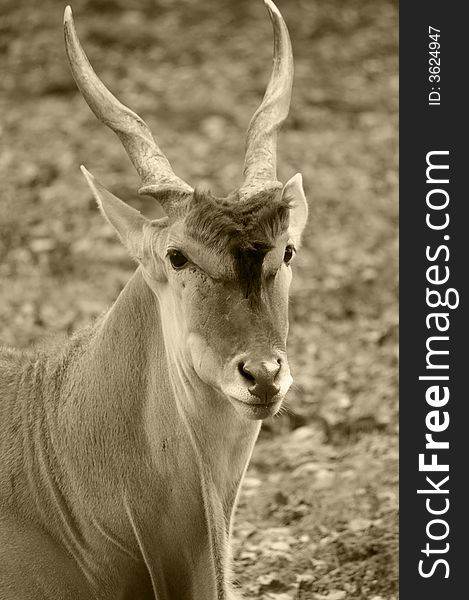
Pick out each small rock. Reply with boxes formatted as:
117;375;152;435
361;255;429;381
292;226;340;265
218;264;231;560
311;559;327;569
313;591;346;600
264;527;293;537
308;542;318;555
269;541;291;552
348;517;373;532
263;594;295;600
30;238;56;253
292;462;321;477
243;476;262;489
313;468;335;488
258;574;279;586
296;572;315;585
243;477;262;497
239;551;257;562
290;425;316;442
257;573;288;592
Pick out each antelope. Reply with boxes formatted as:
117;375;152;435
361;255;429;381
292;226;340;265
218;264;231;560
0;1;308;598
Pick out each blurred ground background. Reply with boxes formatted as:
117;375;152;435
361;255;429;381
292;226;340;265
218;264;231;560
0;0;398;598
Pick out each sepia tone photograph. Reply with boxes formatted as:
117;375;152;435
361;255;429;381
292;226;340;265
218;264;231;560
0;0;398;598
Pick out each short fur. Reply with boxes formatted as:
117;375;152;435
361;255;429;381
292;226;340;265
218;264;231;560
0;272;260;599
184;188;291;303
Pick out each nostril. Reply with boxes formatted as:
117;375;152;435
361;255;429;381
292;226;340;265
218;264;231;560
238;362;255;383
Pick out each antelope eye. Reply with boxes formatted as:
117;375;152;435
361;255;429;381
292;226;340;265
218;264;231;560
283;245;295;264
168;250;188;269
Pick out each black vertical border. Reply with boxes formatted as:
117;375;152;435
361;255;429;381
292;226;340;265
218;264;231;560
400;2;467;598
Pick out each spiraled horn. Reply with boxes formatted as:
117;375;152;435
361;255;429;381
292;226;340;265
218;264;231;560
63;5;193;205
238;0;294;201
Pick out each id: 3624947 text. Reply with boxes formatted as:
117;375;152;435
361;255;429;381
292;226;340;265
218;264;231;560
428;26;441;106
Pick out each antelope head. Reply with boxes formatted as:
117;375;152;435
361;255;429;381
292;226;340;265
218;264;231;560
64;0;308;421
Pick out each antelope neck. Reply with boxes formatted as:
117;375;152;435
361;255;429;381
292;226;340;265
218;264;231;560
76;267;260;499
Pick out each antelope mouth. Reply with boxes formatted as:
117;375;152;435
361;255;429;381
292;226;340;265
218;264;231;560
229;396;282;420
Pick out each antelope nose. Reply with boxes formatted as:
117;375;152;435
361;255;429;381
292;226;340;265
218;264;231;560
238;358;281;402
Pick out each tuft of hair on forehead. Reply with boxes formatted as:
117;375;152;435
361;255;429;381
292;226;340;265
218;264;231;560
184;187;291;305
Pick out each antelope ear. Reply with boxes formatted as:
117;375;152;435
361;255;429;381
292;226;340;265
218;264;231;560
282;173;308;244
81;166;150;261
